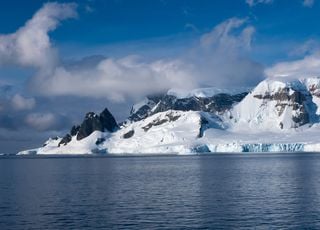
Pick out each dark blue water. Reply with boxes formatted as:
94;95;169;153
1;153;320;229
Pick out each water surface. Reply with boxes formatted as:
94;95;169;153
1;153;320;229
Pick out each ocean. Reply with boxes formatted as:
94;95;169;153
1;153;320;229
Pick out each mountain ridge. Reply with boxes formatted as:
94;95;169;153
18;77;320;155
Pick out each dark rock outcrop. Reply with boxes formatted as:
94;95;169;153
123;130;135;139
57;108;119;147
198;117;209;138
70;125;80;136
95;138;106;145
100;108;119;132
76;108;118;140
129;92;248;122
58;134;72;147
142;112;181;132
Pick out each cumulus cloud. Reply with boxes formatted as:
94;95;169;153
11;94;36;111
265;53;320;78
303;0;315;7
0;84;35;111
25;112;69;131
246;0;273;7
29;56;197;102
0;84;73;137
0;2;77;68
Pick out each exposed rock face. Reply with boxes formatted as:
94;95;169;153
58;108;119;146
230;78;320;130
70;125;80;136
142;111;181;132
99;108;119;132
129;92;248;122
95;138;106;145
76;108;118;140
253;88;310;127
198;117;209;138
58;134;72;147
123;130;134;139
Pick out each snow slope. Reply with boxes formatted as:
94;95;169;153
105;110;224;154
19;110;225;155
18;131;110;155
18;77;320;155
228;77;319;131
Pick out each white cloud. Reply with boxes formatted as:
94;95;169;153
27;17;262;100
265;53;320;78
200;18;255;52
25;112;66;131
0;2;77;68
246;0;273;7
29;56;197;102
11;94;36;111
303;0;315;7
190;17;263;87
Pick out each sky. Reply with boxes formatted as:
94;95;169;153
1;0;320;153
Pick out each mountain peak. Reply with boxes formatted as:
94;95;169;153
58;107;118;147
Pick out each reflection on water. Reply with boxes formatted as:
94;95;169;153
1;153;320;229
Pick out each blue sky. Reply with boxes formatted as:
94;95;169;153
1;0;319;62
0;0;320;153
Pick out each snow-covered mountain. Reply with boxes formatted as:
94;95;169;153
19;77;320;155
128;89;248;121
228;77;320;131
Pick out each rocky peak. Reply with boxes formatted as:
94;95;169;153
129;91;248;122
99;108;119;132
85;112;98;119
302;77;320;98
76;108;118;140
70;125;80;136
58;107;118;146
231;78;316;130
253;86;309;127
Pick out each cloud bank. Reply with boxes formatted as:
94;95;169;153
266;38;320;79
26;15;263;101
25;112;69;131
29;56;197;102
265;53;320;78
